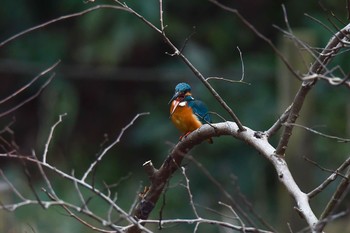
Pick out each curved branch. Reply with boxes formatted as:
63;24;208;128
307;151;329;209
129;122;318;232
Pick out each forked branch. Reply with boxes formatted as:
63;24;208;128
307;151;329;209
276;23;350;155
128;122;318;232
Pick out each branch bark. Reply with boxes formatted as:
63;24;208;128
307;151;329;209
276;23;350;155
128;122;318;232
316;167;350;232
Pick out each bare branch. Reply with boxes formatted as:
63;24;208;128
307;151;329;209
305;156;348;179
218;201;246;232
0;153;150;232
206;77;251;85
43;188;119;233
209;0;301;80
0;169;26;201
265;105;291;138
284;123;350;142
113;0;245;131
138;218;274;233
113;1;162;34
308;156;350;198
159;0;165;32
180;166;200;218
0;61;59;118
32;150;58;198
187;155;271;230
72;170;90;212
81;112;149;182
237;46;245;82
276;22;350;156
2;2;349;233
0;5;131;47
207;46;250;85
0;60;58;105
316;167;350;232
43;113;67;164
130;122;318;232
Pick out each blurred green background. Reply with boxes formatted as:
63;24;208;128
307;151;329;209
0;0;349;232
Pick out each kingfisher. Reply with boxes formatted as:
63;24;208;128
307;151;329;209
169;82;213;143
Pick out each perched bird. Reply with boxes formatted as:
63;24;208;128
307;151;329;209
169;82;213;143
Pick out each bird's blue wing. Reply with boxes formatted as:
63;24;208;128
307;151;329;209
188;99;212;124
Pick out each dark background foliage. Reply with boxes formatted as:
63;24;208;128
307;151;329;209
0;0;349;232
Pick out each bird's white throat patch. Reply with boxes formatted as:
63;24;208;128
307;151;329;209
179;101;186;107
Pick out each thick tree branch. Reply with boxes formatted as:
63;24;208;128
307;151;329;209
1;2;349;233
129;122;318;232
276;23;350;155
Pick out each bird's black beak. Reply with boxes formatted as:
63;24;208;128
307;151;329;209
168;91;180;105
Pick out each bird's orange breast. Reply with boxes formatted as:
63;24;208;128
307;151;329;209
170;100;202;133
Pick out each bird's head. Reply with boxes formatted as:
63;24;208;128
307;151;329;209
168;83;192;104
169;83;192;116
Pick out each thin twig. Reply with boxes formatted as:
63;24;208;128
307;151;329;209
32;150;57;197
180;166;200;218
219;201;246;233
265;105;291;138
43;188;119;233
308;156;350;198
316;168;350;232
81;112;149;182
0;169;26;201
284;123;350;142
0;64;58;118
159;0;165;32
237;46;245;82
43;113;67;164
276;22;350;156
114;0;245;131
1;153;151;232
22;161;45;210
206;46;250;85
0;60;57;104
138;218;273;233
0;5;131;47
209;0;301;80
72;170;90;212
304;156;348;179
186;155;276;231
206;77;251;85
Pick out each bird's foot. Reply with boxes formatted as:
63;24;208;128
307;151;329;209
179;132;192;141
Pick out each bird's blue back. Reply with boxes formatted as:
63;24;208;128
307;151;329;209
185;96;211;124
